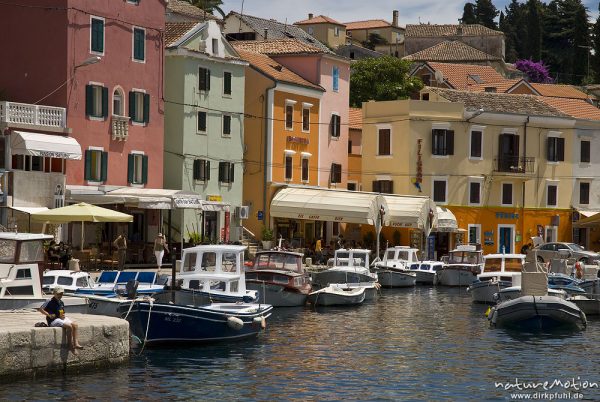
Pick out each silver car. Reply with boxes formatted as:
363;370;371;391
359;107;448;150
532;242;600;264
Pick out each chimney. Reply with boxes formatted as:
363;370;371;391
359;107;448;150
392;10;399;27
264;28;268;40
308;13;314;20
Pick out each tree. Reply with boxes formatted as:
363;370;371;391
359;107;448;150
475;0;499;29
525;0;543;61
461;3;478;24
189;0;224;18
349;56;424;107
515;59;553;83
362;33;387;50
591;3;600;82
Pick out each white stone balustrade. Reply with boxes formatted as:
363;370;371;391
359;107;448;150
111;115;129;141
0;101;67;128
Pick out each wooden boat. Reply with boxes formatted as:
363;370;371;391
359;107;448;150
307;284;366;306
467;253;524;304
311;249;377;288
373;246;417;288
435;244;483;286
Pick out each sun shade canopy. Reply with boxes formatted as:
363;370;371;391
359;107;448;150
11;131;82;160
30;202;133;223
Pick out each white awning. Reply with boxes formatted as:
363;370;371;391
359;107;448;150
383;195;437;230
203;201;231;212
109;188;204;210
271;187;383;225
432;206;458;232
11;131;82;160
579;210;600;218
574;212;600;228
8;206;49;214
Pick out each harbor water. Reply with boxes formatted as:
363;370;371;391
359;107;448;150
5;286;600;401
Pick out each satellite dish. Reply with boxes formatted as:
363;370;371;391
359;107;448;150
434;70;444;84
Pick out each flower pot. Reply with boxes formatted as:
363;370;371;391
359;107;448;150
261;240;273;250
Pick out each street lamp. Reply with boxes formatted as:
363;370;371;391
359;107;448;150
75;56;101;69
34;56;102;104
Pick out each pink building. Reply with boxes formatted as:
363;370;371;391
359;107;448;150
0;0;165;189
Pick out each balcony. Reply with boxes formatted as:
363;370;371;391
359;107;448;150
111;115;129;141
493;156;535;175
0;101;68;132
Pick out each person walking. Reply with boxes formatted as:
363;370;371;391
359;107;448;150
154;233;169;273
113;232;127;269
38;286;83;352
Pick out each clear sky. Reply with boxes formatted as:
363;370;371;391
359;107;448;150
221;0;598;26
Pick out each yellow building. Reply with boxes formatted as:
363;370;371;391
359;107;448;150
294;14;347;50
362;88;600;258
347;108;363;191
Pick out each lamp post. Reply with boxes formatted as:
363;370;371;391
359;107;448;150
75;55;101;69
376;205;385;262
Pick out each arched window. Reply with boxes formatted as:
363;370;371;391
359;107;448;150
113;88;124;116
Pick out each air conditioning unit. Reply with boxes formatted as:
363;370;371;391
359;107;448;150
237;206;250;219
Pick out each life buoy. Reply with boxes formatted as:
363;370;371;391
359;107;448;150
575;261;584;279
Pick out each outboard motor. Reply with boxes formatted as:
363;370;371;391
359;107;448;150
126;279;139;299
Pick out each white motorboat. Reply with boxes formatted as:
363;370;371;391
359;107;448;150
409;261;444;284
307;283;366;306
467;253;524;304
74;270;167;297
42;269;95;293
435;244;483;286
311;249;377;288
373;246;417;288
333;282;380;301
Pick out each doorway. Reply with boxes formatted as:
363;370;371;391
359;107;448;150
498;225;514;253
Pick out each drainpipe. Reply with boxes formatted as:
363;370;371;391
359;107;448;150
263;83;277;234
522;116;529;248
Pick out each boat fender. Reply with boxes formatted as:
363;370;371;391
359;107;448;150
485;306;491;317
227;316;244;331
253;316;266;329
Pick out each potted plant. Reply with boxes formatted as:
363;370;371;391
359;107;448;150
261;226;274;250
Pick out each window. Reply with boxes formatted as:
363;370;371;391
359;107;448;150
372;180;393;194
431;129;454;156
84;149;108;182
91;17;104;54
129;91;150;124
468;224;481;244
85;85;108;118
223;72;232;95
421;74;431;86
547;136;565;162
113;89;124;116
302;107;310;131
547;183;558;207
127;153;148;185
469;181;481;205
218;162;235;183
433;179;447;203
285;104;293;130
581;140;591;163
330;114;341;137
501;183;513;205
285;155;293;180
307;26;314;35
470;130;482;158
580;182;590;205
133;28;145;61
347;182;357;191
193;159;210;181
334;26;340;37
198;67;211;91
378;128;391;156
212;38;219;55
348;140;353;154
301;158;309;181
330;163;342;184
333;66;339;91
223;115;231;136
197;111;207;132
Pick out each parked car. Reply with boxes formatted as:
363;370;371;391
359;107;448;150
531;242;600;264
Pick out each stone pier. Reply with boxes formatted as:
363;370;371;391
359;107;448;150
0;311;129;379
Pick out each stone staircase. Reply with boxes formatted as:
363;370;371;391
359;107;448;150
241;226;259;259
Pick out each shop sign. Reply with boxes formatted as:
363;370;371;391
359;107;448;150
207;195;222;202
484;230;494;246
287;136;309;145
390;222;414;228
257;210;264;220
296;213;324;220
173;197;203;208
495;212;519;219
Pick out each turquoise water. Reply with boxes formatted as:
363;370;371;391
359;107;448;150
5;287;600;401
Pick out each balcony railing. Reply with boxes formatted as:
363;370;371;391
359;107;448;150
0;101;67;128
493;156;535;174
111;115;129;141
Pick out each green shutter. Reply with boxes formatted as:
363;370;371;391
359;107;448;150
85;85;93;117
101;86;108;118
100;151;108;182
129;91;136;121
229;163;235;183
84;150;92;180
142;155;148;184
98;20;104;52
206;161;210;180
218;162;224;182
193;159;200;180
127;154;134;183
143;93;150;124
206;69;211;91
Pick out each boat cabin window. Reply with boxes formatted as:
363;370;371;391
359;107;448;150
4;285;34;296
189;280;201;289
410;263;419;270
420;264;430;271
0;239;17;263
182;253;198;272
137;272;155;284
484;258;502;272
19;240;45;263
76;277;91;287
273;274;290;284
16;268;31;279
201;252;217;272
57;276;73;286
256;254;273;269
432;264;443;272
222;252;237;272
397;251;414;261
42;276;55;285
99;271;118;283
504;258;523;272
230;281;238;292
386;250;396;260
449;251;481;264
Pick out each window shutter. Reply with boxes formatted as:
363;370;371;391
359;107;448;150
333;66;339;91
218;162;224;182
84;150;92;180
581;141;591;163
127;154;134;183
224;72;232;94
129;91;136;121
206;161;211;180
547;137;554;161
229;163;235;183
373;180;380;193
85;85;94;117
557;137;565;161
431;130;436;154
206;69;211;91
143;93;150;124
193;159;200;180
98;20;104;52
446;130;454;155
335;115;341;137
100;151;108;182
101;86;109;118
330;115;335;136
142;155;148;184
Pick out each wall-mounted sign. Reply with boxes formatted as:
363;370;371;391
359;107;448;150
207;195;222;202
257;211;264;220
495;212;519;219
287;136;309;145
484;230;494;246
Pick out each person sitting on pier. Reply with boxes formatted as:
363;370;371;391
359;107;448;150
38;286;83;352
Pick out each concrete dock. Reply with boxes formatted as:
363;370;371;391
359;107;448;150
0;311;129;379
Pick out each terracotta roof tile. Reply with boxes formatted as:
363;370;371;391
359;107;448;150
424;62;505;90
165;22;198;47
539;97;600;120
427;87;568;117
345;20;393;30
231;39;324;55
234;49;323;91
530;83;590;100
349;108;362;129
404;41;501;62
295;15;344;26
167;0;219;21
405;24;503;37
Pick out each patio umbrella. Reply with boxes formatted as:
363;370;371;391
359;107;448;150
31;202;133;248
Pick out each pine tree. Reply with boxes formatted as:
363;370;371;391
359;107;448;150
525;0;543;61
502;0;527;62
461;3;478;24
591;3;600;82
475;0;499;29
